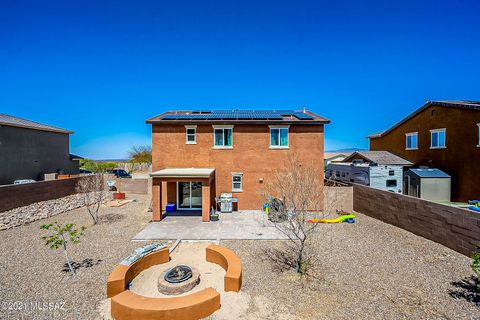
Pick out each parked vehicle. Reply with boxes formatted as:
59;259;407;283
14;179;36;184
79;168;93;175
108;169;132;178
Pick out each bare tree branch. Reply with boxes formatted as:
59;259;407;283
260;155;340;275
75;174;108;224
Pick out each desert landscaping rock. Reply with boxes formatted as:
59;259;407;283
0;192;111;230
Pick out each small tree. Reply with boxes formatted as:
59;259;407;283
76;174;107;224
128;145;152;166
261;155;329;275
40;222;86;274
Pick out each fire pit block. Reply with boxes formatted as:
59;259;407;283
158;266;200;295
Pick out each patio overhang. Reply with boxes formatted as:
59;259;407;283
151;168;216;223
151;168;215;179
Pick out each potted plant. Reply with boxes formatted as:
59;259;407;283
113;177;126;200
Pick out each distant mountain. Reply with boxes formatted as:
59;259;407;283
325;148;367;153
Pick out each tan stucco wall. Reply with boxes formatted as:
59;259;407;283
151;123;325;210
370;105;480;202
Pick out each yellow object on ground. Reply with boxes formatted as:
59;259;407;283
307;214;356;223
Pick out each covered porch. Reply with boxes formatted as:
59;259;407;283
151;168;216;222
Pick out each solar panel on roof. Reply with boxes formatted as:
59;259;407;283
161;109;316;121
292;112;313;120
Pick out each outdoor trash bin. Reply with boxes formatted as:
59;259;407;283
166;203;176;212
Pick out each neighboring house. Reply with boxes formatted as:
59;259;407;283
0;114;80;185
324;152;349;169
368;100;480;202
404;168;451;202
325;151;413;193
146;109;330;222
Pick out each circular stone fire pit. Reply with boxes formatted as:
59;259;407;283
158;265;200;295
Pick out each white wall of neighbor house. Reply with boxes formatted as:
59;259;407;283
369;165;404;193
326;163;404;193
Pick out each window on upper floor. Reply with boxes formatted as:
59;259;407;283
185;125;196;144
213;126;233;148
405;132;418;150
388;170;395;176
430;128;446;149
269;125;289;148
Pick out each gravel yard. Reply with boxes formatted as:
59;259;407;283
0;194;479;319
222;215;480;320
0;194;155;320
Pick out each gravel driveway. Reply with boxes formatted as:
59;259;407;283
0;194;479;319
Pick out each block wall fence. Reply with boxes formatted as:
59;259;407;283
0;177;83;213
353;184;480;256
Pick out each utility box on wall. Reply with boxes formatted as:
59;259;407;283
404;168;451;202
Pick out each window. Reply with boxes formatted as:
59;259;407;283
232;173;243;192
430;128;446;149
341;172;346;177
388;170;394;176
405;132;418;150
269;125;289;148
336;171;340;177
185;125;196;144
386;179;397;187
213;126;233;148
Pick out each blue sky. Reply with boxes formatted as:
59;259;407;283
1;0;479;159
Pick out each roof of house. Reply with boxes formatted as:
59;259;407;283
408;168;451;178
343;151;413;166
0;113;73;134
368;100;480;139
324;152;349;160
146;109;330;124
69;153;84;160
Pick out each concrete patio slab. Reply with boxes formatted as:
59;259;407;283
133;210;288;240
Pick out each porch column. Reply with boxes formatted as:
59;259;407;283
161;181;168;212
152;178;163;221
202;182;210;222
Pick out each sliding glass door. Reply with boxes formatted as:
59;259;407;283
177;182;202;210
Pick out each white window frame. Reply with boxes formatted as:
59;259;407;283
477;123;480;147
405;132;418;150
430;128;446;149
212;125;233;149
269;125;289;149
231;172;243;192
185;125;197;144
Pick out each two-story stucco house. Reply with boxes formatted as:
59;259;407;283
146;109;330;222
368;100;480;202
0;113;80;185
